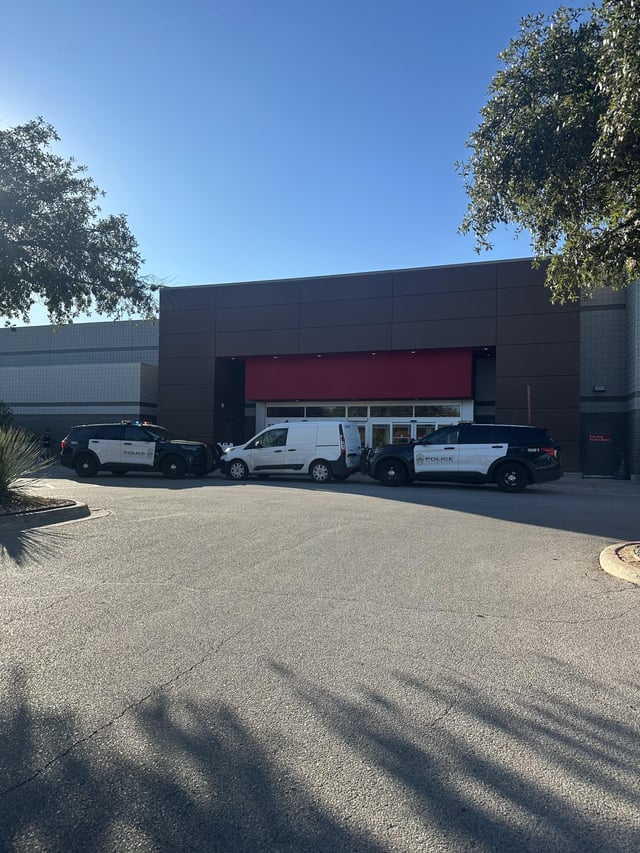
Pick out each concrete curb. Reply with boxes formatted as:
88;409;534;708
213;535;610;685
0;501;91;531
600;543;640;587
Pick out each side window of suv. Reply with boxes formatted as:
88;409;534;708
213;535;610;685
458;426;497;444
124;425;154;442
423;427;460;445
94;425;123;441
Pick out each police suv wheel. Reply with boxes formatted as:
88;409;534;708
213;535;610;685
378;459;407;486
495;463;527;493
161;455;187;479
310;460;331;483
75;454;98;478
227;459;249;480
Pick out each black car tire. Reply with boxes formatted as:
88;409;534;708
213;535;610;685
495;462;528;492
378;459;408;486
227;459;249;480
161;455;187;479
309;460;332;483
74;453;99;478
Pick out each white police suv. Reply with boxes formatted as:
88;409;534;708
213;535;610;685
60;422;215;479
361;423;562;492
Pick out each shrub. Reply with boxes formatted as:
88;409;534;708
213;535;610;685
0;400;13;427
0;426;51;509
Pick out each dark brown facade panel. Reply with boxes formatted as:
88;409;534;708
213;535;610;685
160;287;216;312
494;406;580;470
159;332;215;360
496;376;579;410
215;329;300;357
159;308;215;335
496;313;580;346
392;289;496;324
158;383;214;412
299;324;392;353
158;357;215;385
215;280;300;309
496;259;547;289
496;342;580;377
392;263;498;296
494;407;581;437
391;317;497;350
160;410;215;444
299;272;393;303
216;303;300;333
497;285;578;317
300;297;392;328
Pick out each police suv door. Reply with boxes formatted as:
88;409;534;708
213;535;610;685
413;426;460;476
457;425;507;475
122;424;157;468
88;424;125;466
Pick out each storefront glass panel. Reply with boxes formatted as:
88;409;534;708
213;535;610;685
306;405;346;418
415;404;461;417
392;424;412;444
372;424;390;447
370;405;413;418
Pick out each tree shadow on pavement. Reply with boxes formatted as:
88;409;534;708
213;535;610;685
0;526;70;569
0;666;383;853
267;659;640;853
2;659;640;852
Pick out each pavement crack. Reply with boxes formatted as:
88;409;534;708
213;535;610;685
0;629;243;797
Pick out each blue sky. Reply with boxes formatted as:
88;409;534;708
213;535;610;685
2;0;563;323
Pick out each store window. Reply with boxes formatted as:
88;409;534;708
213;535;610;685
372;424;391;447
306;405;346;418
392;424;412;444
415;404;461;417
370;405;413;418
347;405;368;417
266;406;304;418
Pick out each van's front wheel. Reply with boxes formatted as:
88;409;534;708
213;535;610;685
227;459;249;480
310;460;332;483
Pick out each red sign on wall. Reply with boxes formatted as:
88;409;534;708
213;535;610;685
245;350;473;401
588;434;612;442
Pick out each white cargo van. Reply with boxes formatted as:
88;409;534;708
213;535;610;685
220;421;362;483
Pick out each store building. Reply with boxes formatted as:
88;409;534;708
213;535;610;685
1;258;637;477
158;258;586;471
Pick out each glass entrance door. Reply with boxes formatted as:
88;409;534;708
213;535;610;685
392;424;412;444
372;424;390;447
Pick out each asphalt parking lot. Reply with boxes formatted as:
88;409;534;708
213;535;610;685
2;469;640;852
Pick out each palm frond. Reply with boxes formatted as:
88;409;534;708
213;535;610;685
0;427;52;503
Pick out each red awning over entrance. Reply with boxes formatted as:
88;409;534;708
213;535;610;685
245;350;473;401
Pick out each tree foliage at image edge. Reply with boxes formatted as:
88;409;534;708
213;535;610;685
458;0;640;302
0;118;158;326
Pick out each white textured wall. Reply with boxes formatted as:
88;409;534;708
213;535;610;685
0;363;148;415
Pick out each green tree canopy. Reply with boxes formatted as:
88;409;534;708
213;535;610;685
458;0;640;302
0;118;158;325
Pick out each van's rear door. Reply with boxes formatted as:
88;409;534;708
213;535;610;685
342;422;363;467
